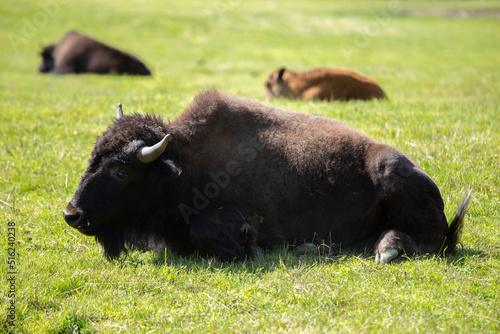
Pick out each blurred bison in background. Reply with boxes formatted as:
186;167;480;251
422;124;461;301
63;90;469;264
263;67;386;101
38;31;151;75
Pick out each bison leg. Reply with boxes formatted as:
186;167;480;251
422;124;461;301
189;208;261;261
302;86;324;101
374;229;423;264
52;65;74;74
291;243;332;257
190;217;245;261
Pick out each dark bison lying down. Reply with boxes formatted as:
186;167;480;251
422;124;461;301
38;31;151;75
63;90;470;263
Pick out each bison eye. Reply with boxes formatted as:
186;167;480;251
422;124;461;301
115;170;127;180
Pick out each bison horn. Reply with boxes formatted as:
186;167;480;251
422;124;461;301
137;134;171;163
116;103;123;119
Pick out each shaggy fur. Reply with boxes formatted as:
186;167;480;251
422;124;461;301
263;67;386;101
64;89;469;262
38;31;151;75
190;208;262;260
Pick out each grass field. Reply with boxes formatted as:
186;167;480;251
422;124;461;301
1;0;499;333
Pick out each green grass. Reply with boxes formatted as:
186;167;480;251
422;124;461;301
1;0;499;332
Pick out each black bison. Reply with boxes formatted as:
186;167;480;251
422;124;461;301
263;67;386;101
38;31;151;75
63;90;470;263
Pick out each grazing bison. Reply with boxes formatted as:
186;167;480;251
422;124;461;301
63;90;470;263
38;31;151;75
263;67;386;101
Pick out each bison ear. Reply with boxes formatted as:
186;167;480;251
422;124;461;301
116;103;123;119
136;134;171;163
276;68;286;82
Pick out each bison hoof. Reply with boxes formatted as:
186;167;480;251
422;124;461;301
375;249;399;264
292;243;318;257
292;243;332;257
251;246;264;257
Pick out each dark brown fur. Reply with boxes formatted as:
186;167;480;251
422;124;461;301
189;208;262;260
263;67;386;101
63;90;468;262
38;31;151;75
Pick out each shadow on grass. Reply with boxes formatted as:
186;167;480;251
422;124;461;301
447;246;494;264
113;244;493;272
140;245;375;273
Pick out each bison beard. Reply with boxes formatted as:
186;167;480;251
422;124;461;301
63;89;470;263
95;229;126;260
94;213;194;260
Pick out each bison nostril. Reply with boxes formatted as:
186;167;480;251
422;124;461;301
63;203;86;228
63;210;82;226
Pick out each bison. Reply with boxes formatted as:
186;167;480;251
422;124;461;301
63;90;470;263
263;67;386;101
38;31;151;75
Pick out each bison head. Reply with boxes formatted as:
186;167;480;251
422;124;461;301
63;104;182;259
38;44;55;73
121;57;152;76
263;67;293;98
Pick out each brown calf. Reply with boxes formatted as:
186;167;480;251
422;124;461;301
263;67;386;101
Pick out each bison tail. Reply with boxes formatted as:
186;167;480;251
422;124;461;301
448;190;472;246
